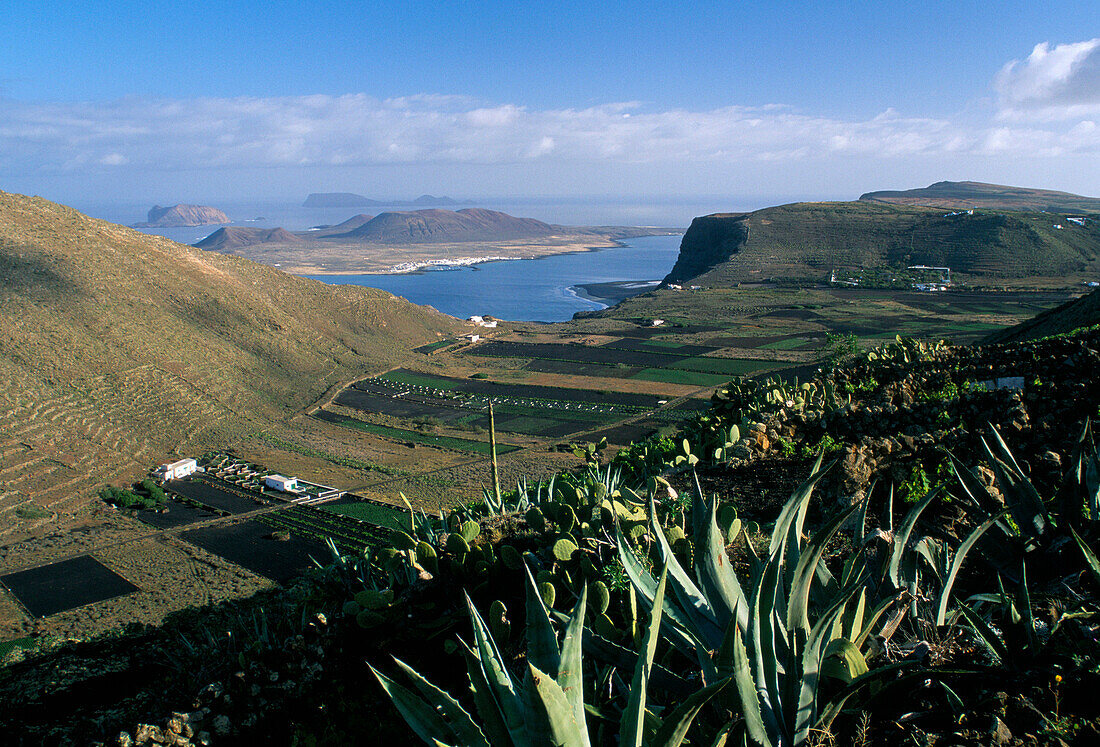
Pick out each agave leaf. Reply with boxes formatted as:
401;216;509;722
793;586;863;744
528;662;587;747
955;601;1008;662
371;664;463;746
615;522;699;655
558;586;589;745
888;487;941;590
465;593;527;744
788;502;862;637
820;639;869;684
647;492;724;645
853;594;898;648
455;639;515;746
732;626;773;747
621;566;668;747
694;487;750;634
935;510;1008;626
769;453;826;558
392;658;492;747
748;548;784;743
1070;525;1100;587
648;677;731;747
981;431;1048;542
523;565;561;677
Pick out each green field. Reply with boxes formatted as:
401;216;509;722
631;368;734;386
668;357;783;376
318;415;519;454
321;500;411;531
759;337;811;350
379;370;462;389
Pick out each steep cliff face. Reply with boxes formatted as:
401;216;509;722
663;214;748;284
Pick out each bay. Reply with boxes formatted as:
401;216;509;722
304;233;683;322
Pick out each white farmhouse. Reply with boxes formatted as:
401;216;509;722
265;474;299;493
154;458;197;481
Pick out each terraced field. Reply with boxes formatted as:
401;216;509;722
0;365;237;537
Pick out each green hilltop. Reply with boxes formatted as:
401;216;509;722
665;199;1100;287
860;180;1100;212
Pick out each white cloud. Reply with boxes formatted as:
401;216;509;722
1;75;1099;185
995;39;1100;119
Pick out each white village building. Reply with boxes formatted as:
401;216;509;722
265;474;299;493
154;458;198;481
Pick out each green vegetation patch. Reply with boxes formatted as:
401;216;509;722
668;357;783;376
321;501;411;531
378;370;461;389
759;337;810;350
631;368;733;386
318;414;518;454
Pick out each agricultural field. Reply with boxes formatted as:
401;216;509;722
180;521;329;584
0;555;138;618
257;503;397;552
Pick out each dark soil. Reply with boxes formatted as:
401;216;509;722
1;555;139;618
180;520;328;583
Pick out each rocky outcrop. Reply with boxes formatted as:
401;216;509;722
662;213;748;284
135;205;230;227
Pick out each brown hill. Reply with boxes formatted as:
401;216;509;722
858;181;1100;212
343;208;556;243
307;213;375;237
135;204;231;227
984;287;1100;344
0;191;460;535
194;227;302;250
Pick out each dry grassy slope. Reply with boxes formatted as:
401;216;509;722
983;288;1100;344
0;191;461;530
665;201;1100;286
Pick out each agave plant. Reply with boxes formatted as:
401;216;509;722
372;565;727;746
615;457;907;746
950;421;1100;583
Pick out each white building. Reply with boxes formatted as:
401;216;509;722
155;458;197;481
265;474;299;493
467;315;484;323
650;319;665;327
464;333;481;342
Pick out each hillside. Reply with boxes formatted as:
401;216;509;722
664;200;1100;287
135;204;230;227
0;191;461;533
343;208;555;243
984;287;1100;343
193;226;302;251
859;180;1100;212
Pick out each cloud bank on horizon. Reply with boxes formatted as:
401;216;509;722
2;39;1099;200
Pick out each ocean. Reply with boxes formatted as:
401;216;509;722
77;198;753;321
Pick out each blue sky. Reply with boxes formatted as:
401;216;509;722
2;1;1099;207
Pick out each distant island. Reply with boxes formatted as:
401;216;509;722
133;204;231;227
859;181;1100;212
302;193;463;208
194;207;677;274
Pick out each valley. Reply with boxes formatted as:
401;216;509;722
1;186;1099;745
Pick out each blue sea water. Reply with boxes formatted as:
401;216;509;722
83;199;710;322
304;233;683;322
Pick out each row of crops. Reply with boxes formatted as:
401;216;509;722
255;505;395;554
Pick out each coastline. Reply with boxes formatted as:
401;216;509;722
571;279;663;305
